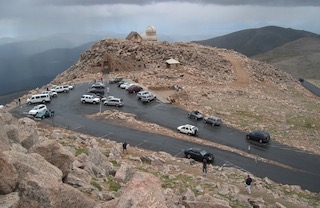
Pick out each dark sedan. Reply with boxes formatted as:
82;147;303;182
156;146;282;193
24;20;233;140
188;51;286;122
127;85;143;93
246;130;270;143
87;88;105;96
34;109;54;119
184;148;214;164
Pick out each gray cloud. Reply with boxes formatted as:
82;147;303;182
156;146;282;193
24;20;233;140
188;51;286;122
34;0;320;6
0;1;319;40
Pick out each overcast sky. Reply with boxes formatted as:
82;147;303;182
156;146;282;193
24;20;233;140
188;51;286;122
1;0;320;40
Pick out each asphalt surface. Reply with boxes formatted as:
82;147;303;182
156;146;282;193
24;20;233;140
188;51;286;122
300;79;320;96
9;81;320;193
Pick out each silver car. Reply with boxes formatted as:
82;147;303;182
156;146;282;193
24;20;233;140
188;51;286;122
103;98;124;107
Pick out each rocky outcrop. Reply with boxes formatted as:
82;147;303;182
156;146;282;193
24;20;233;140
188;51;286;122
116;172;167;208
28;140;75;178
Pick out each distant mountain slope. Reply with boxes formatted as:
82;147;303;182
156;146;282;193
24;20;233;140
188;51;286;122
194;26;320;57
0;42;94;96
252;37;320;79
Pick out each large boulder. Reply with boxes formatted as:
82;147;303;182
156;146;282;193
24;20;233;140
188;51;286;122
29;140;75;178
2;151;63;181
114;162;134;182
19;173;96;208
0;192;20;208
116;172;167;208
0;153;18;194
76;146;115;177
0;130;11;152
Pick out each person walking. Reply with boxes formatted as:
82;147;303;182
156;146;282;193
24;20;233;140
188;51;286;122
202;159;208;174
122;142;128;154
245;175;253;194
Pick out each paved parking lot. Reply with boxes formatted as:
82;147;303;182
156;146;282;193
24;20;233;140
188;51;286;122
9;81;320;192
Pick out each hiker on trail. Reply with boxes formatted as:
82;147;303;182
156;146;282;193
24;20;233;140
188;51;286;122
245;175;253;194
122;142;128;154
202;159;208;174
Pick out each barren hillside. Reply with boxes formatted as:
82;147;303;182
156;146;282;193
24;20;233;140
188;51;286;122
54;38;320;155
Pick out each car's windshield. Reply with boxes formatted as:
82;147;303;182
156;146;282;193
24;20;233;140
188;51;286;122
200;150;207;156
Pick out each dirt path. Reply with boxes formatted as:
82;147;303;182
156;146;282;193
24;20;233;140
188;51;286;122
220;52;250;87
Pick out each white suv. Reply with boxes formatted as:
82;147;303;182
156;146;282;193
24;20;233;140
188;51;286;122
28;104;47;115
137;91;151;99
140;94;156;103
81;95;100;104
177;124;198;136
51;85;69;93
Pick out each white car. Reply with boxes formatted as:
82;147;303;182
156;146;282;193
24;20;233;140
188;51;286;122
51;85;69;93
64;85;74;90
42;90;58;98
81;95;100;104
140;94;156;103
120;82;131;89
28;104;47;115
137;91;151;99
177;124;198;136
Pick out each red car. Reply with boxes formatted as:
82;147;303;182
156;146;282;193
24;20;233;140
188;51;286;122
127;85;143;93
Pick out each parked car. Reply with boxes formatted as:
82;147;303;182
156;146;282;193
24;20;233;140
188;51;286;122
117;80;126;87
91;82;105;89
42;90;57;98
203;116;222;126
119;82;131;89
103;98;124;107
177;124;198;136
246;130;270;143
188;111;204;120
87;88;105;96
28;104;47;115
27;94;51;104
127;85;143;93
51;85;69;93
81;94;100;104
140;94;156;103
64;84;74;90
109;77;123;84
34;109;54;119
184;148;214;164
101;95;123;102
137;91;151;99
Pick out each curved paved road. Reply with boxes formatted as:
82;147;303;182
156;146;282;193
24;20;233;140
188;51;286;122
10;82;320;193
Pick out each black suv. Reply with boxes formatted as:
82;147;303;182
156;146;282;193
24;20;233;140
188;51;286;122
184;148;214;164
246;131;270;143
87;88;105;96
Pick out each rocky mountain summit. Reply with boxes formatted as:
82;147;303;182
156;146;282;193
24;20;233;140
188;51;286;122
2;38;319;207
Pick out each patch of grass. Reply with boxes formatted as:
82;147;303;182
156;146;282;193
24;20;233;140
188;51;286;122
103;151;110;157
286;114;318;130
161;174;201;194
75;147;88;156
283;189;320;207
110;160;120;167
106;176;121;192
91;179;102;191
235;109;262;120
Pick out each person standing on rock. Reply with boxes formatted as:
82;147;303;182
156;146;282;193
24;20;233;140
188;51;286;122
122;142;128;154
202;159;208;174
245;175;253;194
